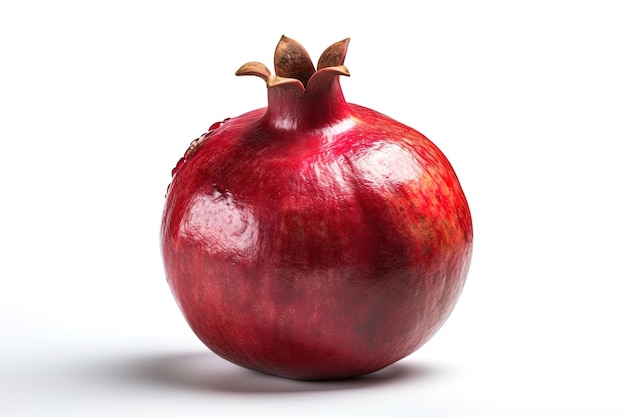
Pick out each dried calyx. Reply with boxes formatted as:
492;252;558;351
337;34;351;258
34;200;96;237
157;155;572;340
236;36;350;90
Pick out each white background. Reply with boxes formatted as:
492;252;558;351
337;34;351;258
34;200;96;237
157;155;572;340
1;1;625;415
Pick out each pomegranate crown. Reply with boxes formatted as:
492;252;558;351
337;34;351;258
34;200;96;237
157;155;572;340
236;35;350;91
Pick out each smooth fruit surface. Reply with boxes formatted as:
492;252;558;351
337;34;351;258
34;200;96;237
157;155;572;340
161;37;472;380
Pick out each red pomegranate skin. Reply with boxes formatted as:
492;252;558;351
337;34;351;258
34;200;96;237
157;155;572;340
161;37;472;380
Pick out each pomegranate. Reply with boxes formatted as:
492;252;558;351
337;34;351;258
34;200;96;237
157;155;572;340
161;36;473;380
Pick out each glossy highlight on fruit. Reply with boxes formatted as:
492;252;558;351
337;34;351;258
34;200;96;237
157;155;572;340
161;36;473;380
